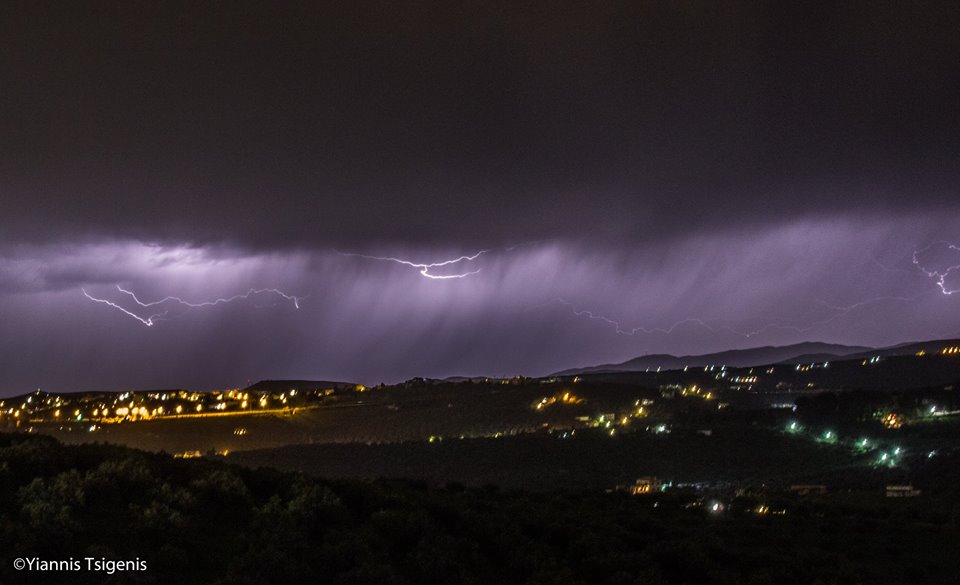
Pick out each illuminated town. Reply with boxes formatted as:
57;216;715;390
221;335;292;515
3;339;957;480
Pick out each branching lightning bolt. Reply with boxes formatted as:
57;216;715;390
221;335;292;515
337;250;488;279
116;285;302;309
913;241;960;295
733;292;932;338
557;299;714;336
82;285;302;326
555;242;960;341
556;290;933;341
555;298;798;339
82;289;166;327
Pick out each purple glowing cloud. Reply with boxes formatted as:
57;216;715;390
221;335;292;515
0;213;957;394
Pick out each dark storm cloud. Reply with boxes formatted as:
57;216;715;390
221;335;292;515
1;1;958;250
1;2;959;394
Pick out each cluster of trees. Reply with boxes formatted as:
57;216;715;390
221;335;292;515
1;433;958;584
231;426;867;491
794;387;960;427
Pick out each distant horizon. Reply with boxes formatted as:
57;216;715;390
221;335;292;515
8;335;958;398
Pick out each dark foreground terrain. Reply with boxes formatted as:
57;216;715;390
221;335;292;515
2;433;959;585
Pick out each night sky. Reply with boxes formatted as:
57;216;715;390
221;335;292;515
1;1;959;394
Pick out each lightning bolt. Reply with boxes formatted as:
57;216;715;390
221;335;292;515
116;285;302;309
555;298;800;339
730;292;932;338
82;285;302;326
337;250;488;279
82;289;166;327
557;299;714;336
555;291;933;341
555;242;956;340
913;241;960;295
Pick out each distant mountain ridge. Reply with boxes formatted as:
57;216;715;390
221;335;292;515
553;338;960;376
552;342;873;376
243;379;359;392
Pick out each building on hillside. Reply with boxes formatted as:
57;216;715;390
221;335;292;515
885;485;921;498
